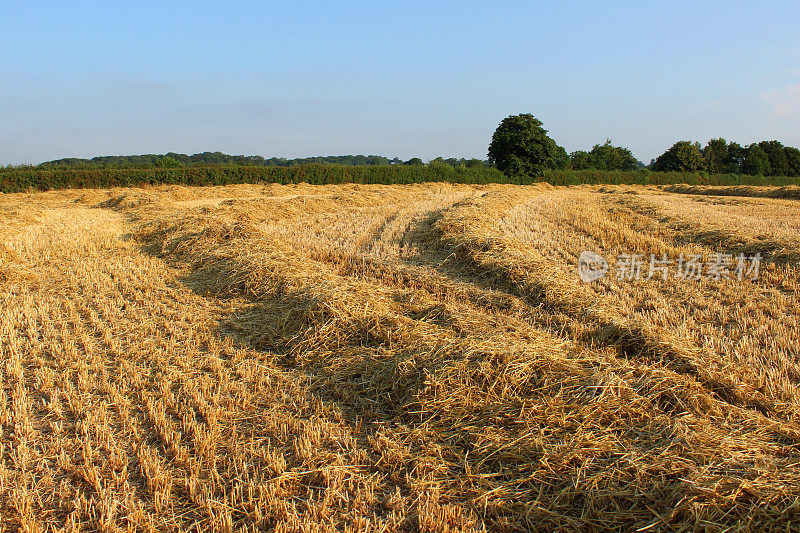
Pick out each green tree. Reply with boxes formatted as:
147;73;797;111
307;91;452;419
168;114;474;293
569;150;592;170
155;156;183;168
742;144;771;175
784;147;800;177
724;142;746;173
651;141;705;172
702;138;728;173
758;140;788;176
588;140;639;171
487;114;568;176
403;157;423;165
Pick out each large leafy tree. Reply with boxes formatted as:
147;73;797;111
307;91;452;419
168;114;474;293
569;150;592;170
784;147;800;177
588;140;639;171
724;142;746;173
743;144;771;175
702;138;728;173
651;141;705;172
488;114;568;176
758;140;788;176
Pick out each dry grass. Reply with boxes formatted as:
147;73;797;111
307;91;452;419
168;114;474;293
662;183;800;201
1;183;799;531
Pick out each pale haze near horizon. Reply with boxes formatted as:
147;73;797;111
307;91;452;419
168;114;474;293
1;1;799;165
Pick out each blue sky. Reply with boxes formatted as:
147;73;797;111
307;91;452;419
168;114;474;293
2;1;799;164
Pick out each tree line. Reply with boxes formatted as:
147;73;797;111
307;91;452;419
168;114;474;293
2;113;799;193
487;114;800;177
22;127;800;178
32;152;491;170
38;153;401;169
487;114;647;176
573;139;800;177
651;139;800;176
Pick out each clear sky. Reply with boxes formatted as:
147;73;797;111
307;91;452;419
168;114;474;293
2;1;799;164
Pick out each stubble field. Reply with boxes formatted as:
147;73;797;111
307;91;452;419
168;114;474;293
1;182;799;532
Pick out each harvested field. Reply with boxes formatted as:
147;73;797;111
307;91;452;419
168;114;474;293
1;183;799;531
661;183;800;201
